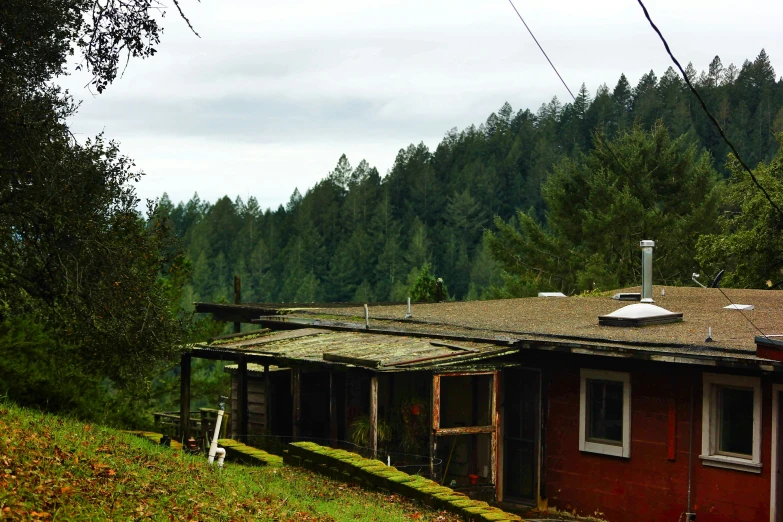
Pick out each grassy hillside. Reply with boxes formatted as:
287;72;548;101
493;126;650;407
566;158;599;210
0;402;457;521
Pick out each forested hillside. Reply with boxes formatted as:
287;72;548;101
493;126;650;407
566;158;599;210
162;50;783;305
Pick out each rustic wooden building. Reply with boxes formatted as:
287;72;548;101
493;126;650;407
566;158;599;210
187;285;783;522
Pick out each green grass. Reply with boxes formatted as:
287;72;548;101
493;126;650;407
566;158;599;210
0;402;460;521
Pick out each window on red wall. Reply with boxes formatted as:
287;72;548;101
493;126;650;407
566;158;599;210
701;373;761;473
586;379;624;445
579;369;631;458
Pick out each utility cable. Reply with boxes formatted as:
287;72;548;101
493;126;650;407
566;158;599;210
635;0;783;221
635;0;773;338
506;0;574;100
716;286;768;338
506;0;692;291
505;0;661;221
506;0;770;339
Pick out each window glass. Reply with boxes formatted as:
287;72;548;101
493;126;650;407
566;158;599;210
586;379;624;444
718;386;754;457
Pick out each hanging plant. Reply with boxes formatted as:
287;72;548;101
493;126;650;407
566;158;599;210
397;396;428;453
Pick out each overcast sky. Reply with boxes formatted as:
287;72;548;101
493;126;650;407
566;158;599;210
62;0;783;212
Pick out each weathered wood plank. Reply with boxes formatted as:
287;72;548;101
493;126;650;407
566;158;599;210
238;358;248;442
429;340;480;353
369;375;378;458
323;353;381;368
264;363;271;435
491;371;499;493
435;425;495;436
180;353;191;443
233;276;242;334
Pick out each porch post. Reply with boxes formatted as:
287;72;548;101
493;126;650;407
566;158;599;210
491;371;499;495
330;372;338;447
369;374;378;458
430;374;440;480
237;356;248;442
233;276;242;334
292;368;301;441
179;352;191;445
264;363;271;435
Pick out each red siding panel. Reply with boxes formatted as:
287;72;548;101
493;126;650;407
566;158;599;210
540;359;774;522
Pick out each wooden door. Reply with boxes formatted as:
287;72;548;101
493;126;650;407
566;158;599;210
503;369;540;503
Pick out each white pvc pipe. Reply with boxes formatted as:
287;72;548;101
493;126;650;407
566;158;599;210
208;408;225;465
215;447;226;468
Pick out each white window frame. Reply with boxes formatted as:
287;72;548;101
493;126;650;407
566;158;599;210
700;372;762;473
579;369;631;458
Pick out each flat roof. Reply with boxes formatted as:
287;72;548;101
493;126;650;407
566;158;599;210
193;286;783;371
306;286;782;354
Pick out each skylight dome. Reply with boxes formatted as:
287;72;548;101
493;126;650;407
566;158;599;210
599;303;683;327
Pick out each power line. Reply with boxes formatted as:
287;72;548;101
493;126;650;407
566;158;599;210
505;0;662;220
505;0;770;339
716;286;768;338
634;0;774;338
505;0;574;101
635;0;783;221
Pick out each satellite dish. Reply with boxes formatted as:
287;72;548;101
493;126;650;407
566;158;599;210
710;270;725;288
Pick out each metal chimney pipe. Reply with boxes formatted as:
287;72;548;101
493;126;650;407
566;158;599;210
640;240;655;303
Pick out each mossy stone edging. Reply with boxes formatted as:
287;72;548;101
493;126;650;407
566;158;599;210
216;438;284;467
286;442;522;522
126;432;282;467
124;430;183;450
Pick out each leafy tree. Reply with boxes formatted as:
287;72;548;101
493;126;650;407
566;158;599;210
409;263;447;302
696;135;783;287
485;122;723;294
0;0;198;418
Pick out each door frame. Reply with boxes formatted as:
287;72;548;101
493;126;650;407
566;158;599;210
771;384;783;522
431;371;500;493
500;366;543;506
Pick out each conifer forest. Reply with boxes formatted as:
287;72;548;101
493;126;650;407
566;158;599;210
163;50;783;306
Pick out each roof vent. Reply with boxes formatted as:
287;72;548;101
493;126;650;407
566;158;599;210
640;240;655;303
612;292;641;301
538;292;567;297
724;304;754;311
599;303;683;327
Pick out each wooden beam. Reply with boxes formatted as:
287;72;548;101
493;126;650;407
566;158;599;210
237;357;248;442
435;425;496;436
430;374;439;480
233;276;242;334
322;353;381;368
264;363;271;435
491;371;499;495
208;328;270;344
330;372;338;447
179;353;191;445
292;368;301;441
430;340;480;353
369;375;378;459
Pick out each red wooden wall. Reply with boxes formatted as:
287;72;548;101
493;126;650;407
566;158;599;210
536;355;775;522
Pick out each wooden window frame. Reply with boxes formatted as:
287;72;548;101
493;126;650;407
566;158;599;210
700;372;762;473
579;368;631;458
432;371;499;487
